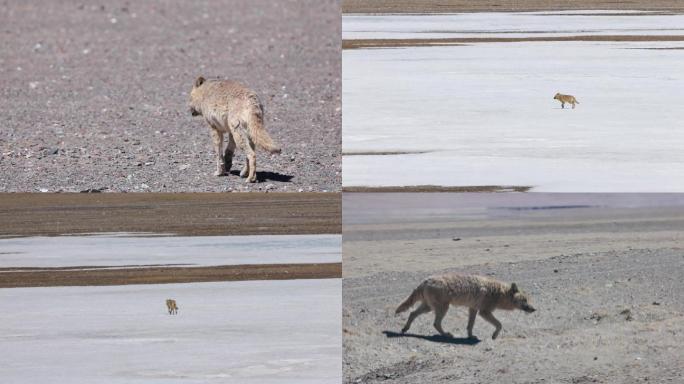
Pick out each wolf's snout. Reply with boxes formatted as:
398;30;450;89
524;305;536;313
190;107;200;116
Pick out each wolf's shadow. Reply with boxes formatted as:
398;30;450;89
383;331;481;345
228;170;293;182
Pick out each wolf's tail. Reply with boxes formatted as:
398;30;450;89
575;99;580;104
396;284;424;314
247;102;281;154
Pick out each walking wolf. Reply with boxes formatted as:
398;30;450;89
396;274;535;340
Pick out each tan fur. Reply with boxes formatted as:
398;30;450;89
166;299;178;315
554;92;579;109
396;273;535;340
189;76;281;183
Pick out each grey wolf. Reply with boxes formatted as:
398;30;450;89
553;93;579;109
166;299;178;315
189;76;281;183
395;273;535;340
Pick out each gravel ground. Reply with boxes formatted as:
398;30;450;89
343;193;684;383
0;0;340;192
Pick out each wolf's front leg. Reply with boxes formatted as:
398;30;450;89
210;128;225;176
467;308;478;338
479;310;502;339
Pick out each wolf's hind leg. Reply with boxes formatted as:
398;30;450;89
467;308;478;338
479;310;502;339
432;304;453;338
235;122;257;182
210;129;225;176
245;139;257;183
401;302;431;333
224;132;236;173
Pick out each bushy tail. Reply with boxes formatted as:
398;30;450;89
575;99;580;104
395;285;423;314
247;105;281;154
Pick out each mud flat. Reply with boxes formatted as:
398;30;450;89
0;263;341;288
0;193;341;237
343;193;684;383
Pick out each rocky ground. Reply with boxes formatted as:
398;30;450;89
343;193;684;383
0;0;340;192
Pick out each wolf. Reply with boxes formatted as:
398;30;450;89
189;76;281;183
395;273;535;340
553;93;579;109
166;299;178;315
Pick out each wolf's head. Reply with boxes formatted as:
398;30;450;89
553;92;561;100
189;76;206;116
509;283;536;313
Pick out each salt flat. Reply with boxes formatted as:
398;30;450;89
343;13;684;191
343;11;684;39
0;234;341;268
0;279;341;383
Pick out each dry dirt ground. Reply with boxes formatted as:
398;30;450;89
343;35;684;49
0;0;340;192
343;193;684;383
0;263;341;288
0;193;341;237
342;0;684;13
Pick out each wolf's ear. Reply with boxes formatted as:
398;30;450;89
510;283;519;294
195;76;206;88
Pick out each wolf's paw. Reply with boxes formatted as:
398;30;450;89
214;169;226;177
245;176;257;183
239;167;249;178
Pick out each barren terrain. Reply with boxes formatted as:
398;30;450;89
0;0;341;192
343;193;684;383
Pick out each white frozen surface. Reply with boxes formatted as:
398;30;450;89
0;234;341;268
343;34;684;191
0;279;341;383
343;11;684;39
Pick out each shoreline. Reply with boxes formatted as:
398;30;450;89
0;193;341;237
343;35;684;49
0;262;342;288
342;0;684;14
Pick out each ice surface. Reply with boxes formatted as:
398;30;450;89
0;234;341;268
0;279;341;383
343;13;684;191
343;11;684;39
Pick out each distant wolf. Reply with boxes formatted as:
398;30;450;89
553;93;579;109
189;76;281;183
166;299;178;315
395;273;535;340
